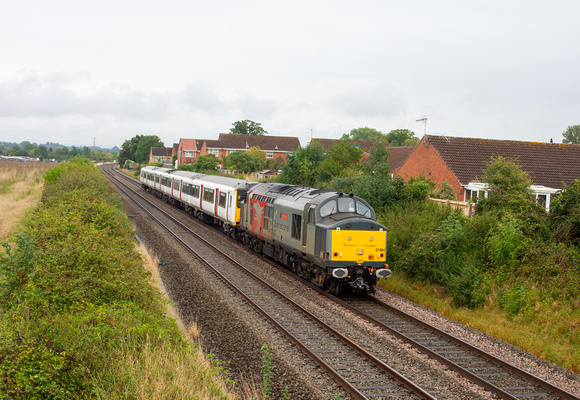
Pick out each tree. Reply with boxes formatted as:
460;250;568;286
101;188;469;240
316;140;364;184
134;135;164;164
193;154;219;172
226;151;264;173
386;129;417;146
550;179;580;244
277;143;325;186
364;137;391;178
562;125;580;144
118;135;163;166
341;127;385;141
247;146;266;163
477;156;539;214
230;120;267;136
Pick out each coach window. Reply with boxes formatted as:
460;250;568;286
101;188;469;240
203;188;214;203
237;190;247;208
219;192;227;208
291;214;302;240
192;185;200;198
173;180;180;191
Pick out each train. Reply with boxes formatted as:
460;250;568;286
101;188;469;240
139;166;391;294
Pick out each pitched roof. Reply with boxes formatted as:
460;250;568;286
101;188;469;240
426;135;580;189
216;134;300;152
178;138;198;150
388;146;415;171
150;147;173;157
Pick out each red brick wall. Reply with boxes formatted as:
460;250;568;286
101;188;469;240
395;138;465;201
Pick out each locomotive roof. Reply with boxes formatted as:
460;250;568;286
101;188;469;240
249;182;338;204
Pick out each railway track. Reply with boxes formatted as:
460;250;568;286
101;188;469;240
104;165;579;400
103;165;435;399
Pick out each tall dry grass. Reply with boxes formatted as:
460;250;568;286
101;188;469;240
0;161;52;242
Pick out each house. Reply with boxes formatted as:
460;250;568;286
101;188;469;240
149;147;173;164
395;135;580;209
310;138;414;172
176;138;202;166
199;134;300;161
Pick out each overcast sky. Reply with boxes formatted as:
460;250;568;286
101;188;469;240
1;1;579;149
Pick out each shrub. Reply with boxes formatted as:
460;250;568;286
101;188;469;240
486;214;527;267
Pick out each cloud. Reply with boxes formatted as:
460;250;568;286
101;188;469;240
234;93;281;119
0;70;174;120
179;81;228;113
330;84;407;118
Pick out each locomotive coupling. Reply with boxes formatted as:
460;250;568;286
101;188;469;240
349;277;370;293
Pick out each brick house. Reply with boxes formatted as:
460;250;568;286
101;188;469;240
310;138;414;172
176;138;202;166
149;147;173;164
199;134;300;161
395;135;580;209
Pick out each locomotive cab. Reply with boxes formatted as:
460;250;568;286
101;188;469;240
314;195;391;293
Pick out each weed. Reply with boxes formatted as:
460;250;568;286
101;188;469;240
261;343;272;399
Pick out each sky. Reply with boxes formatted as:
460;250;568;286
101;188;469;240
1;0;579;149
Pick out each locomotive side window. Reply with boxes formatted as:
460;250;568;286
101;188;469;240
307;207;316;224
203;188;214;203
319;200;336;217
219;192;227;208
356;201;371;217
291;214;302;240
338;197;355;213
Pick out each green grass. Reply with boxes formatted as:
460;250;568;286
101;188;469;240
0;158;235;399
379;273;580;373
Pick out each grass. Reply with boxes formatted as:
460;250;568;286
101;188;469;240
0;159;242;399
379;272;580;373
0;161;52;242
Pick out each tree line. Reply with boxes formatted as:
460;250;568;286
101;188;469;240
0;142;117;162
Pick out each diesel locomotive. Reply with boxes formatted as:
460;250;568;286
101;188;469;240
140;166;391;294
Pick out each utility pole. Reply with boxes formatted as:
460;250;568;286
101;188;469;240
416;117;428;135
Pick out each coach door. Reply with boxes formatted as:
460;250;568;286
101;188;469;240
301;205;316;255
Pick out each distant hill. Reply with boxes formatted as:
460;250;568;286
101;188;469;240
0;141;119;153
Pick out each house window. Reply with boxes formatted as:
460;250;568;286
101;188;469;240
185;150;194;158
266;152;274;159
210;149;219;155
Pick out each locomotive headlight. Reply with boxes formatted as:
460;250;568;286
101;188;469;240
332;268;348;278
358;249;364;255
348;236;352;241
376;268;392;279
370;237;374;241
